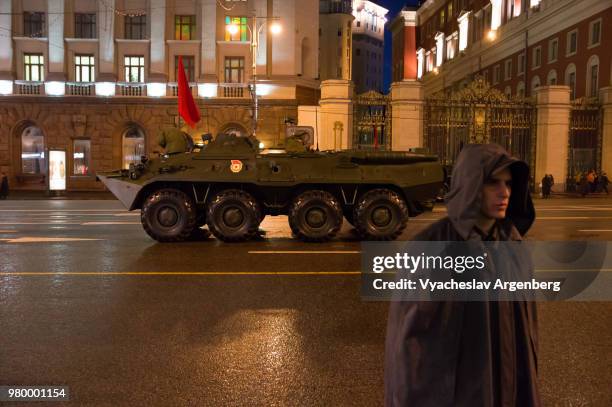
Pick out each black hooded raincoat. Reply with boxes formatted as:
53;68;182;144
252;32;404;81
384;144;540;407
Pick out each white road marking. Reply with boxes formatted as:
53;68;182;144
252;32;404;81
249;250;361;254
0;209;126;212
81;222;140;225
0;222;81;225
4;237;103;243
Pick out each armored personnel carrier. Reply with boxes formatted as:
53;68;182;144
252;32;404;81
97;134;443;242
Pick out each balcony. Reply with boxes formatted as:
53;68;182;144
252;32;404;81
117;83;146;96
67;82;94;96
15;81;43;95
168;83;197;97
219;83;248;98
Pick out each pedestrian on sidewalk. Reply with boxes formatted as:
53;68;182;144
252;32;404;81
541;174;551;199
0;172;8;199
385;144;540;406
579;174;590;197
599;172;609;195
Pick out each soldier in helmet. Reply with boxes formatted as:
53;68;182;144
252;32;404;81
157;127;194;155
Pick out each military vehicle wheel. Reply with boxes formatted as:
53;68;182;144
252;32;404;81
207;190;261;242
289;190;343;242
141;189;197;242
353;189;408;241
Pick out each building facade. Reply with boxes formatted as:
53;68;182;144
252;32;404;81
412;0;611;99
319;0;354;81
0;0;320;191
351;0;387;94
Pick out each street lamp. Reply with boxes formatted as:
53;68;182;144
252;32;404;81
227;17;281;138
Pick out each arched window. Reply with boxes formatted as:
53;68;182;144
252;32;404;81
122;126;145;169
586;55;599;98
504;86;512;98
565;63;577;99
531;75;541;93
547;69;557;85
516;81;525;99
20;125;45;174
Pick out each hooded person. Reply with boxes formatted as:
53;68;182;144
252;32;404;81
384;144;539;407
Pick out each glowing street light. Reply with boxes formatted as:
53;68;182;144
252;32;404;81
225;17;282;138
270;23;282;35
487;30;497;41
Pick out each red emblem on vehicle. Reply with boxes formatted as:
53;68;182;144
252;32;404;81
230;160;243;173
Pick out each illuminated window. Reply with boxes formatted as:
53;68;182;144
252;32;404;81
175;56;195;82
75;13;96;38
21;126;45;174
225;16;248;42
24;53;44;81
75;55;95;82
124;56;145;82
175;15;196;40
224;57;245;83
72;139;91;176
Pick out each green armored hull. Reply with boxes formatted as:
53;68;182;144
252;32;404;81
97;135;444;242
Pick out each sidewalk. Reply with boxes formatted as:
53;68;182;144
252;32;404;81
2;190;117;200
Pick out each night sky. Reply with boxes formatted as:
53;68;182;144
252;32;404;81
378;0;421;92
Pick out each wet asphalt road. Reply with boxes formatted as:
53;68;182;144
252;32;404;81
0;197;611;406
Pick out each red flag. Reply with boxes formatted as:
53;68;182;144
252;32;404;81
177;56;200;128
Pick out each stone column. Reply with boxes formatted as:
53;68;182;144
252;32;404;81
272;0;295;76
319;80;353;150
98;0;116;81
47;0;65;81
149;0;167;82
200;0;216;82
600;87;612;177
0;0;13;79
400;9;417;81
535;85;571;192
390;80;424;151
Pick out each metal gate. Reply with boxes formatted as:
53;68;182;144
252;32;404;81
353;90;392;150
568;99;602;189
424;77;536;173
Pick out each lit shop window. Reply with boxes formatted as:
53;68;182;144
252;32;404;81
122;127;145;170
21;126;45;174
73;139;91;176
